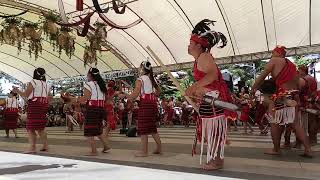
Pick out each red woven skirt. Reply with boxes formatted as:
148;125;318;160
27;99;48;130
84;105;105;137
137;94;158;135
240;104;250;122
4;108;19;129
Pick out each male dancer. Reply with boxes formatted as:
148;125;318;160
252;46;311;157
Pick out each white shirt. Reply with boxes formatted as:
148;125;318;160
84;81;106;100
28;79;51;99
6;97;19;108
138;75;154;95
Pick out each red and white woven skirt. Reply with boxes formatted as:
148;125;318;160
4;108;19;129
137;94;158;135
84;105;105;137
27;98;48;130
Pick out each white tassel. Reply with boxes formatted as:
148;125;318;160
220;118;227;159
200;118;205;164
210;120;218;161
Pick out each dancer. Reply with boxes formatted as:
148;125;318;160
13;68;51;153
61;92;74;133
73;99;84;130
77;68;109;156
298;65;318;145
0;91;19;138
251;46;312;157
185;19;230;170
238;87;254;134
121;61;162;157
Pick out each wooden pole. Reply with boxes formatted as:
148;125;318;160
146;46;199;113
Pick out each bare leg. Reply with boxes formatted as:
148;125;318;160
98;131;110;153
25;130;36;153
38;129;48;151
265;123;282;155
5;129;9;138
135;135;148;157
293;122;312;156
151;133;162;154
13;129;18;138
86;136;98;156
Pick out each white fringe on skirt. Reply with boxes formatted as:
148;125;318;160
200;115;226;164
273;107;295;125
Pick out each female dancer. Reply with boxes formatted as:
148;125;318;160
77;68;109;156
1;91;19;138
185;19;230;170
121;61;162;157
13;68;51;153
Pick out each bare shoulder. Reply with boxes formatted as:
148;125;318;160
197;53;215;70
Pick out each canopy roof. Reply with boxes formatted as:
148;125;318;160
0;0;320;83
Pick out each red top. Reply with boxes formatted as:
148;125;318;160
193;57;232;103
275;58;297;89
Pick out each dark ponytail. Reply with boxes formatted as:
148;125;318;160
141;61;159;90
33;67;46;81
89;68;107;93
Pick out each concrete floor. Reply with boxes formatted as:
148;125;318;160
0;126;319;180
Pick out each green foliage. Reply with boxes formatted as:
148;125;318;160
292;55;316;67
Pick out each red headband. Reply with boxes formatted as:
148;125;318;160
273;46;286;57
190;34;209;47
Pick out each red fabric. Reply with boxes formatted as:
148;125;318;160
240;104;250;122
27;98;48;130
273;46;286;57
193;57;233;118
275;59;297;89
255;103;266;124
4;108;19;129
137;93;158;135
190;34;209;47
166;107;174;122
106;104;116;130
76;0;83;11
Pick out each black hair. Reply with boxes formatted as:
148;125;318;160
10;91;17;97
88;68;107;93
192;19;227;52
141;61;159;90
33;67;46;81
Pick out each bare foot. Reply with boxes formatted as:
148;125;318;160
225;139;231;145
202;163;223;170
134;152;148;157
152;150;162;155
264;149;281;155
39;148;49;152
102;147;111;153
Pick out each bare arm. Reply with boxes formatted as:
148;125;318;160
127;80;142;101
15;83;33;98
77;88;91;104
252;59;275;92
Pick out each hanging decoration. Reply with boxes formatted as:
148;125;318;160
57;27;75;58
0;10;28;18
0;17;23;53
92;0;110;13
98;13;142;29
21;22;42;60
83;45;97;66
76;0;84;11
42;11;61;50
112;0;126;14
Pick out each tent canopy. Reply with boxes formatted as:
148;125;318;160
0;0;319;83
